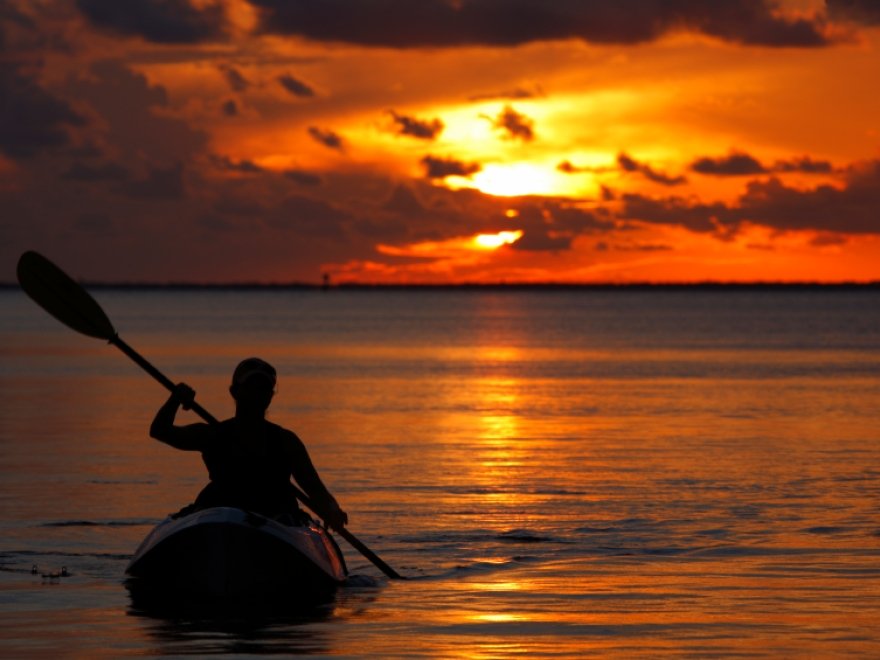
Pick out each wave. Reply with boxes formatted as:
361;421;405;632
39;519;157;528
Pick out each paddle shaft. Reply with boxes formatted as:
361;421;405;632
111;335;218;424
110;334;404;579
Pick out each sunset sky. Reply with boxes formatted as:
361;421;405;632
3;0;880;284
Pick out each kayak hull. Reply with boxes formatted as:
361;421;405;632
126;507;346;600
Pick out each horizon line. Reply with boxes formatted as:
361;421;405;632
4;280;880;291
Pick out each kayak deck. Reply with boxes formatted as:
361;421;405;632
126;507;347;599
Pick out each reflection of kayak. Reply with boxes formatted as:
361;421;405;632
125;507;347;599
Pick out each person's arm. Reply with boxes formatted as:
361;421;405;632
286;431;348;528
150;383;213;451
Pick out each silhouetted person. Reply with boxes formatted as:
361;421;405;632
150;357;348;528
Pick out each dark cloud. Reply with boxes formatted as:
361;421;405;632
0;64;85;159
691;151;834;176
691;151;768;175
618;153;687;186
388;110;444;140
0;3;35;53
488;105;535;141
68;60;208;164
247;0;832;48
510;201;611;252
560;155;686;184
61;161;129;181
1;2;73;56
219;65;251;92
620;193;739;233
421;155;482;179
771;156;834;174
278;73;316;98
222;99;239;116
265;194;353;239
308;126;345;151
469;85;544;102
115;162;186;199
621;159;880;236
382;184;429;217
826;0;880;25
284;169;322;186
557;160;616;175
738;162;880;234
75;0;229;44
209;155;265;173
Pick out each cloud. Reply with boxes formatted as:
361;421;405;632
388;110;444;140
691;151;767;175
826;0;880;25
67;60;208;164
738;161;880;234
114;162;187;199
265;193;353;238
618;153;687;186
219;65;251;92
0;63;85;159
307;126;345;151
621;159;880;236
221;99;239;116
61;161;129;181
75;0;228;43
278;73;316;98
247;0;832;48
691;151;834;176
620;193;741;234
771;156;834;174
209;154;265;173
507;200;612;252
421;155;482;179
469;85;544;102
284;169;322;186
488;105;535;141
557;160;615;175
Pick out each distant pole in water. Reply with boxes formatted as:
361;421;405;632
322;272;331;290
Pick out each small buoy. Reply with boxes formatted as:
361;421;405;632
31;564;38;575
61;567;69;577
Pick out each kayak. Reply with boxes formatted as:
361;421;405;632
125;507;347;599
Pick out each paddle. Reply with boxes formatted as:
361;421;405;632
16;250;404;580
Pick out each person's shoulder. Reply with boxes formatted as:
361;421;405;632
269;422;305;448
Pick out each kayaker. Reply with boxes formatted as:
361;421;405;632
149;357;348;529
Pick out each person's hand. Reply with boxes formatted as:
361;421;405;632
172;383;196;410
323;502;348;530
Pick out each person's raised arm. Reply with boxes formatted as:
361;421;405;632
287;431;348;528
150;383;212;451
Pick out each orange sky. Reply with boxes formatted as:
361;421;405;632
2;0;880;283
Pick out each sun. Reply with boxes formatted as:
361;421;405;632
442;162;567;197
474;230;524;249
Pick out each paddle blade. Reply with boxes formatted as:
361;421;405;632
16;251;116;340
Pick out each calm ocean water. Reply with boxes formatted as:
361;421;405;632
1;286;880;657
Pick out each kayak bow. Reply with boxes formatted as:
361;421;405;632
126;507;347;599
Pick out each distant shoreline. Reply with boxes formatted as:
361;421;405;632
3;281;880;291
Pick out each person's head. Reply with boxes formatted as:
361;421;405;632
230;357;276;414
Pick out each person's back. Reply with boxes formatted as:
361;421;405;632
150;357;348;528
196;418;298;515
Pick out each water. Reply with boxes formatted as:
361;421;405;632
1;286;879;657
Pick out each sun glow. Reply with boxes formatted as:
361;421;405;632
474;230;524;249
444;162;575;197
